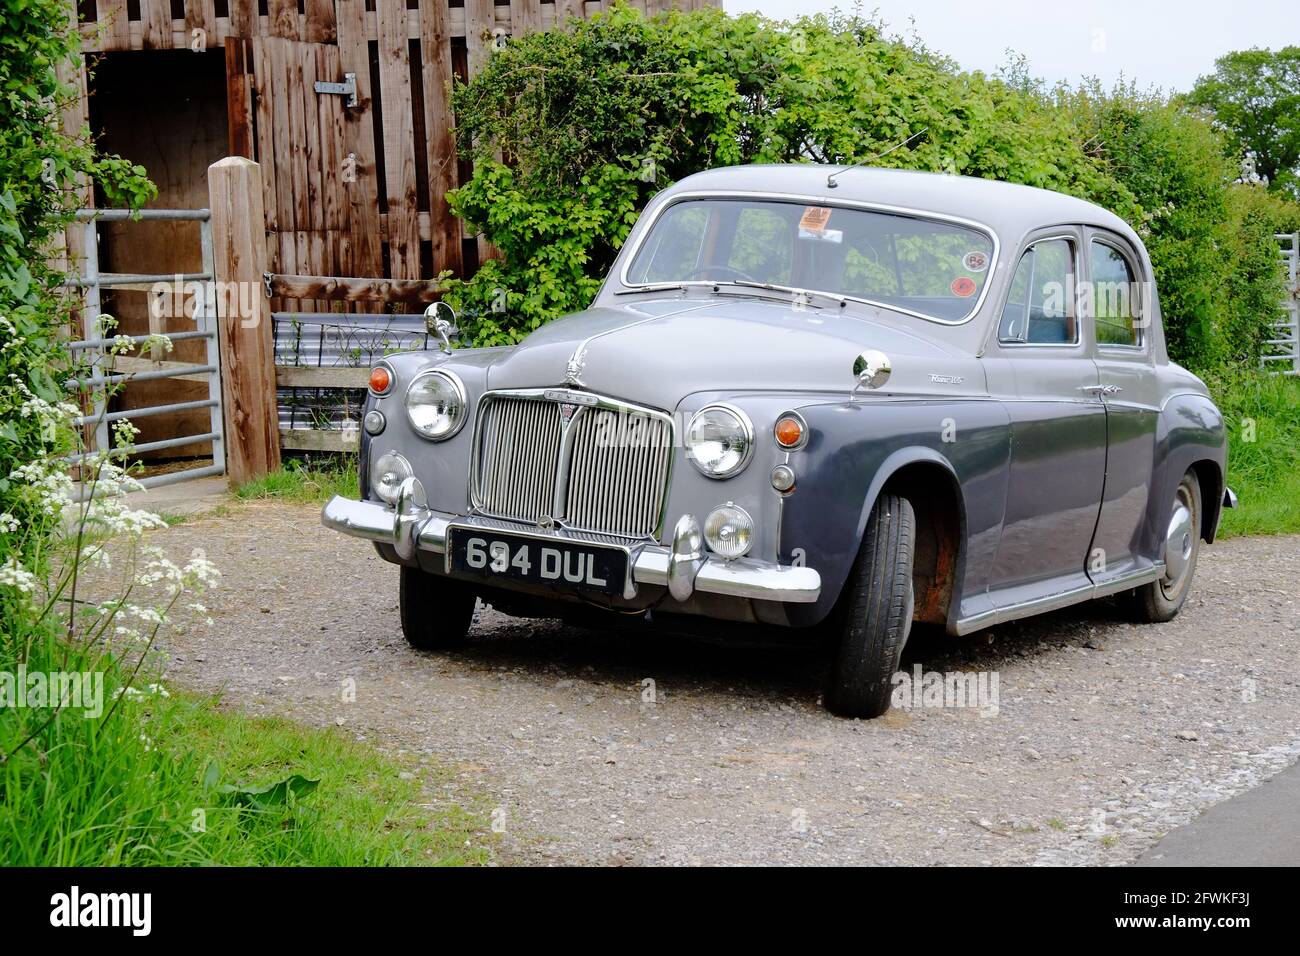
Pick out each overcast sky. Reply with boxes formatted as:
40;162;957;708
723;0;1300;93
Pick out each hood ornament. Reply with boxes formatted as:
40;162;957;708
563;345;587;387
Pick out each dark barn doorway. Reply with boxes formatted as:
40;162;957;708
87;48;229;463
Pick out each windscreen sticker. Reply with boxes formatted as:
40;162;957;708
798;206;832;232
799;227;844;243
950;276;977;297
962;250;989;272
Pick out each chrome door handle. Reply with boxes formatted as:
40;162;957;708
1078;384;1107;394
1103;384;1123;395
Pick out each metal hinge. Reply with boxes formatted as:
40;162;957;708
314;73;358;108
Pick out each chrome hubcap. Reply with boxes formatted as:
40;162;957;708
1162;486;1194;588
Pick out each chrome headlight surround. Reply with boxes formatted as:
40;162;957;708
404;369;467;441
685;403;754;479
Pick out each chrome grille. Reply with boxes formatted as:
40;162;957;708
472;393;673;538
565;407;672;538
475;396;563;523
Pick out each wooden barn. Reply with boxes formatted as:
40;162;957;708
59;0;714;482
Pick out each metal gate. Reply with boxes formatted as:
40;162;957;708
65;208;226;490
1264;232;1300;376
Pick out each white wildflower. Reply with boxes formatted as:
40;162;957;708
0;556;38;594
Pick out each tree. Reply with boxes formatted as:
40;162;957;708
1187;47;1300;198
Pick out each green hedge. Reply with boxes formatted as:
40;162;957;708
444;5;1298;377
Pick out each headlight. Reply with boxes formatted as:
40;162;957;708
405;370;467;440
686;404;753;478
372;451;413;505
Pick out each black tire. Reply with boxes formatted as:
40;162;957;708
1123;470;1202;624
824;493;916;718
399;565;476;650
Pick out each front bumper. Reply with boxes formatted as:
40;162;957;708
321;483;821;605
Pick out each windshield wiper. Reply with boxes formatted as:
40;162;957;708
613;282;686;295
715;280;846;309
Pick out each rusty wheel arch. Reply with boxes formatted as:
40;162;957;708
882;463;965;628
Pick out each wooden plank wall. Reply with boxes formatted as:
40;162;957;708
75;0;714;303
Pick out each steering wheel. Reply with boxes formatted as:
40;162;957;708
685;264;758;282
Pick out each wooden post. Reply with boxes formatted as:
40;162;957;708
208;156;281;485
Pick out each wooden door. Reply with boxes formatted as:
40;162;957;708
227;34;383;311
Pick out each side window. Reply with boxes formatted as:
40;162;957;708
1090;240;1143;347
998;238;1077;344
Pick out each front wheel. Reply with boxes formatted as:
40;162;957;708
1123;470;1202;623
399;565;476;650
823;493;916;718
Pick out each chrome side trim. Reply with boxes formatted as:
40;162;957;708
321;495;821;604
953;565;1163;635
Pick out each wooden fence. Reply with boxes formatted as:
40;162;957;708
73;0;715;314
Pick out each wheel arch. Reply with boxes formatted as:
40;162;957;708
1189;458;1224;543
874;453;968;631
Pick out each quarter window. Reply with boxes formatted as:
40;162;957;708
1090;241;1143;347
998;238;1077;345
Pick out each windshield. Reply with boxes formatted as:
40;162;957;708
624;198;996;323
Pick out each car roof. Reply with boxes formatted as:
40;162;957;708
664;164;1140;247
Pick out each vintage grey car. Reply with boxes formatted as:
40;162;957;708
322;164;1235;718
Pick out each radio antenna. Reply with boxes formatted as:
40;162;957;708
826;126;930;189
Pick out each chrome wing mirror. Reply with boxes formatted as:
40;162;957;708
424;301;459;353
851;349;891;399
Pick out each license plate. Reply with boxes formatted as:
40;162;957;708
446;528;628;596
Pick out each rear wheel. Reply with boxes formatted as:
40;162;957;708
1123;470;1201;623
824;493;916;718
399;565;476;650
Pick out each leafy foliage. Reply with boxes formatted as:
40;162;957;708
1056;82;1287;369
0;0;488;868
445;5;1297;377
1186;46;1300;199
1;0;152;575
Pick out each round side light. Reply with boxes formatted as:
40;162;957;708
771;464;796;493
369;365;392;395
774;413;807;450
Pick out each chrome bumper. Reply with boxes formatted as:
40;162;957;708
321;484;821;604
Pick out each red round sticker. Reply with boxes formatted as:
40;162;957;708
950;276;977;297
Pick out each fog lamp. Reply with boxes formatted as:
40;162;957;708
703;503;753;560
372;451;413;505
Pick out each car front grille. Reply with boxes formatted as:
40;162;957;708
472;392;673;539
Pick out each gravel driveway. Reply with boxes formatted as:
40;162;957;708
155;500;1300;865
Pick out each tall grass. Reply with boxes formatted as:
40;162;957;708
1;627;489;866
233;456;359;505
1209;370;1300;538
1;449;486;867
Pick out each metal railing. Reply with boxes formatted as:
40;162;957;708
272;312;433;434
1264;232;1300;376
64;209;226;491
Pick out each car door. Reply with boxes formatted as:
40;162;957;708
1084;229;1161;582
985;229;1108;606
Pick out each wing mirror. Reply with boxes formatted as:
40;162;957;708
424;301;459;353
851;349;891;398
